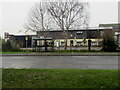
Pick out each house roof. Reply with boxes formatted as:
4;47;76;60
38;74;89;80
99;23;120;25
40;27;113;32
99;23;120;29
7;27;113;37
13;30;37;36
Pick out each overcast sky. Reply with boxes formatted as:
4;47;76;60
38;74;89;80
0;1;118;36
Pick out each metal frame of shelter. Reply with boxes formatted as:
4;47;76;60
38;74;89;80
32;38;54;52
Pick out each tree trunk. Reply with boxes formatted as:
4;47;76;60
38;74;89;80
64;30;68;50
64;38;67;50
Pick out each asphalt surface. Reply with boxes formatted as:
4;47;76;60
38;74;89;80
1;56;118;69
1;53;120;56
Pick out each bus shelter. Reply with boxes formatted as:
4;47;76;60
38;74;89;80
32;38;54;52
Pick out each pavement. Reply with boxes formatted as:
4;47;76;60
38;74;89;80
22;47;103;51
1;53;120;56
1;56;118;69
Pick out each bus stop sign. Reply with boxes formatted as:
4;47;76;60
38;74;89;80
25;36;28;40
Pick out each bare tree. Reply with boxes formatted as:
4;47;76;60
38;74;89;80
25;2;53;38
47;1;89;49
25;1;89;50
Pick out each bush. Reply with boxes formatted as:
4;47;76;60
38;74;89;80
102;35;118;52
2;39;21;52
2;40;6;52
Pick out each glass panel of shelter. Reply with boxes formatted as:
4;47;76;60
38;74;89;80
33;39;54;52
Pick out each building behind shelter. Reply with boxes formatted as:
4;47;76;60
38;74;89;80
99;23;120;47
37;27;113;47
4;32;37;48
5;27;113;48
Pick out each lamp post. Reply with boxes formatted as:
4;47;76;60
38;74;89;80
25;36;28;52
70;34;73;50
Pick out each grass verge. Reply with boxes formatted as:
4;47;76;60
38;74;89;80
0;52;33;54
1;50;119;54
2;69;119;88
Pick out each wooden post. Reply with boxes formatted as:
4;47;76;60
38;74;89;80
45;40;47;52
88;39;92;51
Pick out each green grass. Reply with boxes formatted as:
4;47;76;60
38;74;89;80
2;69;119;88
0;50;119;54
0;52;34;54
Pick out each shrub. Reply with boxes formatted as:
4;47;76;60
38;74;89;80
102;34;118;52
2;39;21;52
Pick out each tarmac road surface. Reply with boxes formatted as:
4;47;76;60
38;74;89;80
1;56;118;69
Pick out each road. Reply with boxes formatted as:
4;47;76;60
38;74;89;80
1;56;118;69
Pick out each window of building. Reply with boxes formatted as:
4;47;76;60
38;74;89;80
77;31;83;34
77;42;82;46
91;42;97;46
61;42;65;46
100;31;104;36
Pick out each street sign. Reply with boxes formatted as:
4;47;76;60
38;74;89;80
25;36;28;40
